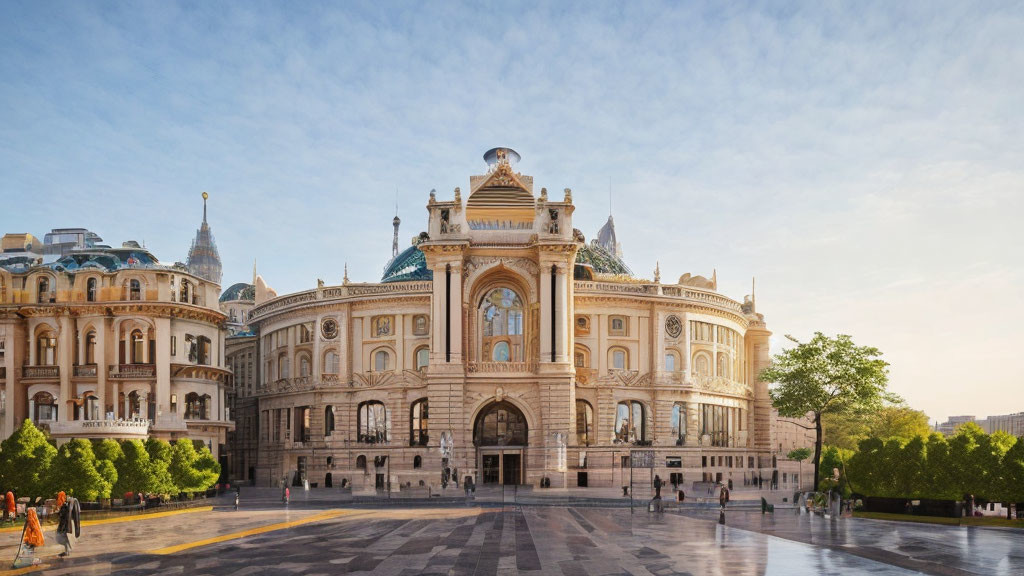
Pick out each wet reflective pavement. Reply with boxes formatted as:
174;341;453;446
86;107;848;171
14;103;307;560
3;504;1021;574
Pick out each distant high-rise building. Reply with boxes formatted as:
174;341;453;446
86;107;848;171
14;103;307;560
42;227;104;257
187;192;223;285
596;214;623;258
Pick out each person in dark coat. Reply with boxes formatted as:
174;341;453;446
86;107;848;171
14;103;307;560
55;493;81;558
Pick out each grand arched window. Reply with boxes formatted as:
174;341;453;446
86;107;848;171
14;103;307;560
128;279;141;301
410;398;428;446
479;288;524;362
373;349;391;372
86;278;97;302
473;401;528;446
671;402;687;446
298;354;311;377
324;406;335;436
37;331;57;365
576;400;594;446
414;347;429;370
614;400;647;444
357;401;388;443
610;347;628;370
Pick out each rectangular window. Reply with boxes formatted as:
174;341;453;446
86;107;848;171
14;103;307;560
171;336;176;356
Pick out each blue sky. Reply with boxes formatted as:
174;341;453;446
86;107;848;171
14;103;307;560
2;1;1022;423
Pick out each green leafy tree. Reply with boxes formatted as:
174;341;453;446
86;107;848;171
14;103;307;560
170;439;219;493
145;438;172;465
762;333;896;488
818;446;854;497
92;439;123;493
923;432;956;499
871;407;931;442
113;440;154;498
192;447;222;491
51;439;110;501
0;419;57;500
1002;436;1024;516
787;448;812;489
144;437;178;496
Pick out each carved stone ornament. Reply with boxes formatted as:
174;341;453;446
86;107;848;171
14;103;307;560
665;314;682;339
321;318;339;340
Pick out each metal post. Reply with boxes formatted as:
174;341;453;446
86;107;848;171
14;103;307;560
630;464;633;514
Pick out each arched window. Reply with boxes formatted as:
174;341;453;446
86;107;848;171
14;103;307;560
86;278;97;302
413;455;422;469
179;280;190;304
665;351;678;372
83;394;99;421
84;331;97;364
479;288;524;362
324;406;335;436
694;353;710;377
473;401;528;447
415;347;429;370
574;345;590;368
356;455;367;471
185;392;209;420
614;400;647;444
610;347;628;370
299;355;311;377
671;403;687;446
413;315;428;335
717;353;728;379
128;390;142;419
129;279;141;301
278;354;289;379
37;277;51;303
37;331;57;365
357;401;388;443
373;349;390;372
324;350;340;374
410;398;428;446
32;392;56;422
576;400;594;446
130;330;145;364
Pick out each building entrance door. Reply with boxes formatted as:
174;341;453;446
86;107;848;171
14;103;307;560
479;450;523;485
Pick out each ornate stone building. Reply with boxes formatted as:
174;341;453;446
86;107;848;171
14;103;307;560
0;202;233;457
248;149;784;491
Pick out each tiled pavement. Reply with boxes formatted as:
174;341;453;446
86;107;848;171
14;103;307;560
5;504;1022;574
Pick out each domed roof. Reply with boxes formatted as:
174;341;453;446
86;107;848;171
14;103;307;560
220;282;255;302
381;245;433;283
575;241;632;278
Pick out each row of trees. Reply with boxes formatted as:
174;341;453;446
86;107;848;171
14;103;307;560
846;423;1024;503
0;420;220;502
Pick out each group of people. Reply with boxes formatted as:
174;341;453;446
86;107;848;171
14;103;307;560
14;490;83;564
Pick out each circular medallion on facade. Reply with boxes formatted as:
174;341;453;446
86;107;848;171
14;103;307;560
665;315;682;338
321;318;339;339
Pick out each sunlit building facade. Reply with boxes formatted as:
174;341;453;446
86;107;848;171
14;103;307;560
246;149;799;491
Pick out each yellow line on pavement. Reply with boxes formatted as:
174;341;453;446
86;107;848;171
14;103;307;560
0;506;214;534
148;509;357;555
0;563;51;576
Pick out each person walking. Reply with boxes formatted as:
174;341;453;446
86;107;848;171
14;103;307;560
719;486;729;509
653;475;662;500
3;491;14;523
55;491;81;558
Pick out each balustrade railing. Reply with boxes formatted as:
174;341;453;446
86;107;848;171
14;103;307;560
109;364;156;379
22;366;59;379
467;361;538;374
73;365;98;378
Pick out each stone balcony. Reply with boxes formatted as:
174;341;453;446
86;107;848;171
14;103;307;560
109;364;156;379
48;418;150;441
73;364;98;378
22;366;59;379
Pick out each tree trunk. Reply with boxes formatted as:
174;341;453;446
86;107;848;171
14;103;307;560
813;413;823;491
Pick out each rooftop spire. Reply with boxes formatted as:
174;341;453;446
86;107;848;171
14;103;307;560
187;191;222;285
202;191;208;223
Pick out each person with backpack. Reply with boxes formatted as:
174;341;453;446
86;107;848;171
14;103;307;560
55;491;81;558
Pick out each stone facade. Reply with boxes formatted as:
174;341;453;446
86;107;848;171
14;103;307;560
246;149;782;492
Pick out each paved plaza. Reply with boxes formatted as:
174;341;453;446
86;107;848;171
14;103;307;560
0;497;1021;575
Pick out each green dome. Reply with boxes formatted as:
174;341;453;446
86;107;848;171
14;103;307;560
575;242;632;278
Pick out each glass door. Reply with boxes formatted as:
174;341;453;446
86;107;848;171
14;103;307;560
502;453;521;485
482;454;500;484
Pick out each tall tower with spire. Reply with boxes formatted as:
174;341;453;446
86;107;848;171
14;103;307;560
187;191;223;285
392;204;401;260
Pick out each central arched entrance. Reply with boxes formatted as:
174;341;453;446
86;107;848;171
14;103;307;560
473;401;528;485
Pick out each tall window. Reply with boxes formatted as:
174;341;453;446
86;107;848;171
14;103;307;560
717;353;728;379
299;355;310;377
665;351;677;372
699;403;733;447
611;348;627;370
130;330;145;364
37;278;50;303
324;406;335;436
185;392;209;420
278;354;289;379
86;278;97;302
415;347;429;370
84;332;97;364
614;401;646;443
671;403;687;445
324;351;339;374
576;400;594;446
295;406;310;442
373;350;390;372
179;280;190;304
694;354;710;377
129;279;141;301
358;401;388;443
37;332;57;365
197;336;211;365
410;398;428;446
479;288;524;362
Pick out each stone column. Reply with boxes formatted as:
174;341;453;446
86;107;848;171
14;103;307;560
154;317;171;421
554;266;569;363
539;266;552;362
448;262;463;363
58;315;73;422
96;317;107;419
682;316;691;380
